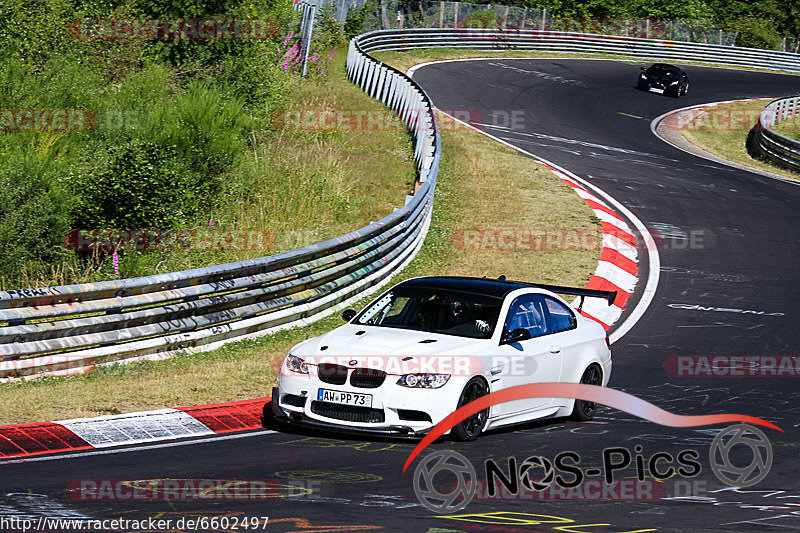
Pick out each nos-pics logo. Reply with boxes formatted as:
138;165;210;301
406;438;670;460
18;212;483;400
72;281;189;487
413;423;773;514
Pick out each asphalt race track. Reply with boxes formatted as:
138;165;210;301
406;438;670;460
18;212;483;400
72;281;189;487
3;59;800;533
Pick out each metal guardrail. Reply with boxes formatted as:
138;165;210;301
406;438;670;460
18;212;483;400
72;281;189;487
752;96;800;174
355;28;800;72
0;37;440;380
5;26;798;379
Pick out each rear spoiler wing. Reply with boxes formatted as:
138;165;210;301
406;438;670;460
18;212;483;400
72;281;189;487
509;280;617;311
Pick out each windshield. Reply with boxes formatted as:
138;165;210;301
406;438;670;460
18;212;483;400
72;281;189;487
355;287;502;339
649;65;679;76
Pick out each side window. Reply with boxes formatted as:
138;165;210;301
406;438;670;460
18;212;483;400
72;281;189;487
544;296;576;333
382;296;410;325
504;295;549;338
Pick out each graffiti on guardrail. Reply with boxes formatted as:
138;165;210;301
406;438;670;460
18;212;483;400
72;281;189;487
64;229;276;253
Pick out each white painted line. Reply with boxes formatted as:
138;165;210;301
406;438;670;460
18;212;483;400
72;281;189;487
0;430;277;465
56;408;214;448
407;58;660;343
471;122;515;130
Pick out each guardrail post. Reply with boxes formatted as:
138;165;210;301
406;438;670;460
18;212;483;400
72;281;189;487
301;4;316;77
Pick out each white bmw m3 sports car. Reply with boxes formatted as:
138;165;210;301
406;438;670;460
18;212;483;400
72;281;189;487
270;276;615;440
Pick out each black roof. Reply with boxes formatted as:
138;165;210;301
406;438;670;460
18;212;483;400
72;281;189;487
393;276;618;306
396;276;530;299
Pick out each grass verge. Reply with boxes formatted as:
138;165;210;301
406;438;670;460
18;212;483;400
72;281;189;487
0;66;600;425
676;100;800;180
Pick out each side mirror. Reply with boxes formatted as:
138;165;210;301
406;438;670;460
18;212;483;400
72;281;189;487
501;327;531;345
342;309;356;322
640;66;645;70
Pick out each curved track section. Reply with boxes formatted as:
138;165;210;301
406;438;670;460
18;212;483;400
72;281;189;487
2;59;799;533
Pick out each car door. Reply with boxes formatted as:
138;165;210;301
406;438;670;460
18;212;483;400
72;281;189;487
491;294;563;416
541;296;584;380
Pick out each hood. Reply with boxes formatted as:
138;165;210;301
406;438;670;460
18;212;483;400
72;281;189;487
290;324;491;362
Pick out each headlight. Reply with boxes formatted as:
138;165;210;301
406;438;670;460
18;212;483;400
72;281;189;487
397;374;450;389
640;74;646;78
285;354;308;374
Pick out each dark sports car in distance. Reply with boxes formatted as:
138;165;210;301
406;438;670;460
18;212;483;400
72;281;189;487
637;63;689;97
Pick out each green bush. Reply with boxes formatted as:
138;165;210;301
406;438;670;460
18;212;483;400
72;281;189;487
72;139;212;229
463;8;498;28
135;0;294;68
0;163;73;275
0;0;81;67
212;43;296;110
731;17;783;50
137;81;251;175
0;0;315;287
344;2;380;37
313;2;345;49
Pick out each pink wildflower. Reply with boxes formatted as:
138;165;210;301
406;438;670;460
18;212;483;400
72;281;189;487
112;250;120;277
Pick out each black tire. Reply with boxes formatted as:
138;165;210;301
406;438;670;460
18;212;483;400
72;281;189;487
451;377;490;441
261;396;287;429
261;400;277;427
669;86;680;98
570;365;603;421
681;82;689;96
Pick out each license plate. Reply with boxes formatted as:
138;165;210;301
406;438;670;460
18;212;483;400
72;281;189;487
649;87;664;94
318;389;372;408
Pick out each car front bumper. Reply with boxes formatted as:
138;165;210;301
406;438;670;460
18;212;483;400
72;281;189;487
642;80;680;93
274;371;466;435
269;388;429;438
